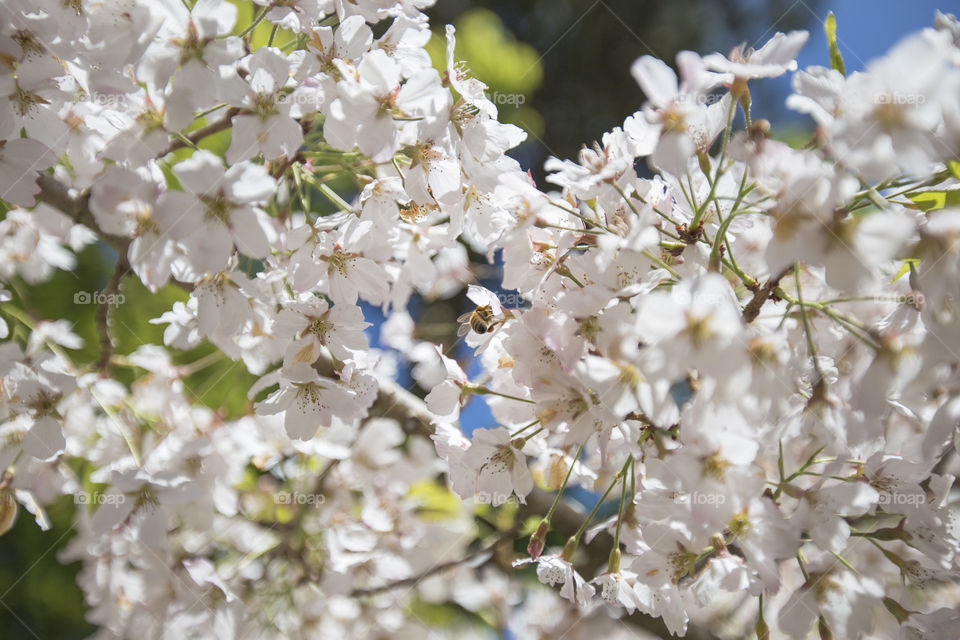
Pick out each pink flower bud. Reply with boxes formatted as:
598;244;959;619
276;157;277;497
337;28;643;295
527;519;549;560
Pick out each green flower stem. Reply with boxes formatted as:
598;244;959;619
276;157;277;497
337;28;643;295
794;266;825;383
545;440;586;523
642;250;681;279
549;201;617;234
775;288;881;350
233;7;269;39
317;183;353;213
566;456;632;556
613;455;633;550
470;387;536;404
510;420;541;438
708;168;751;272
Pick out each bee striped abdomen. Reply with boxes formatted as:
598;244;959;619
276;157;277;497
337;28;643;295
458;305;494;336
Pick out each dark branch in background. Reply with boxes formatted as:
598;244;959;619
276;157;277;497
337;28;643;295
34;172;719;640
160;107;240;156
365;367;718;639
350;526;517;598
35;173;127;255
35;173;193;293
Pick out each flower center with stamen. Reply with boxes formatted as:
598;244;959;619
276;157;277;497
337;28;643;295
399;202;435;223
136;211;159;236
618;363;644;388
809;572;839;602
485;446;515;475
174;21;208;65
134;486;160;510
564;394;589;417
872;100;906;132
136;104;165;132
727;511;752;538
685;313;712;346
376;87;401;117
13;30;44;56
4;431;24;447
13;82;49;117
253;92;278;118
26;390;60;416
201;192;233;223
327;250;349;276
295;383;324;411
309;317;333;343
701;452;731;480
748;337;775;363
660;105;686;133
668;549;697;582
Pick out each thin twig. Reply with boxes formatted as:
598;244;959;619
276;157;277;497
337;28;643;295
159;107;241;157
350;530;513;597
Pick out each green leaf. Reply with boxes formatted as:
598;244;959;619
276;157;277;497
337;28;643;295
890;259;919;284
825;12;846;76
408;480;462;522
908;190;960;212
909;191;946;211
178;347;259;419
425;8;544;136
949;161;960;181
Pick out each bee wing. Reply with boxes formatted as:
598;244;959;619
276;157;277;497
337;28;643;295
457;312;472;323
457;323;471;337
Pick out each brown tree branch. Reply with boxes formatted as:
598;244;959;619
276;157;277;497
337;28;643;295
742;266;792;323
159;107;241;157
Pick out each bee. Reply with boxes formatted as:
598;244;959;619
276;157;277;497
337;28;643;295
458;305;495;337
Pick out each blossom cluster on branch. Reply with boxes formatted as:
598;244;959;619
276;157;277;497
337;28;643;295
1;0;960;638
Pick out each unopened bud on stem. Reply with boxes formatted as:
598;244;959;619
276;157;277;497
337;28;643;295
739;85;752;113
882;597;912;623
697;152;711;177
607;547;621;574
756;614;769;640
818;616;833;640
0;488;17;536
527;518;549;560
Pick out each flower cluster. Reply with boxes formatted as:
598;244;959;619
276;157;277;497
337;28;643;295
1;1;959;638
